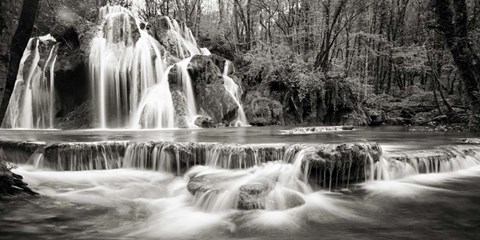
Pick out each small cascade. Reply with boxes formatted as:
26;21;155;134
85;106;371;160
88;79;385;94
187;156;311;211
41;142;128;171
206;144;285;169
222;60;248;127
373;145;480;181
2;35;58;129
285;143;382;190
123;141;212;174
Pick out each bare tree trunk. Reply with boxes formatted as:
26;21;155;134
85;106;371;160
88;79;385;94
433;0;480;112
0;0;41;123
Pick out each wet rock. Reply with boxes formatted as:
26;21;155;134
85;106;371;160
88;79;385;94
149;16;190;59
0;161;38;197
238;182;270;210
188;55;240;124
245;97;283;126
171;90;188;128
292;143;382;189
58;100;95;129
187;176;211;195
194;116;216;128
202;82;239;124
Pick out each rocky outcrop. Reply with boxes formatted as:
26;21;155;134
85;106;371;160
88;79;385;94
0;161;37;197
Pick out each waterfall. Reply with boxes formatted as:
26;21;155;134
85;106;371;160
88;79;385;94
89;6;173;128
2;35;58;129
2;4;249;130
223;60;248;126
88;6;212;129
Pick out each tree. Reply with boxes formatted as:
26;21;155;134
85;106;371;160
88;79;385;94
433;0;480;112
0;0;41;123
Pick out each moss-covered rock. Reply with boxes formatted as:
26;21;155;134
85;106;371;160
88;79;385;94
245;97;283;126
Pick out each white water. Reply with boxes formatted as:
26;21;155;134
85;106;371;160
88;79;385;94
88;5;240;129
373;145;480;181
90;6;173;128
130;66;175;128
2;35;58;129
222;60;248;127
6;137;480;239
3;5;248;130
176;56;198;126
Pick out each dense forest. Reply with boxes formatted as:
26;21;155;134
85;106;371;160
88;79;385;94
1;0;480;130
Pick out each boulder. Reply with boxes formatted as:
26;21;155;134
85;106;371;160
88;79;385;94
238;182;270;210
202;82;239;124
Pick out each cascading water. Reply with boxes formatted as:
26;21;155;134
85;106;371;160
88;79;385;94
2;35;58;129
176;56;198;126
223;60;248;126
88;6;235;129
130;66;175;128
2;4;248;130
373;145;480;181
90;6;175;128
